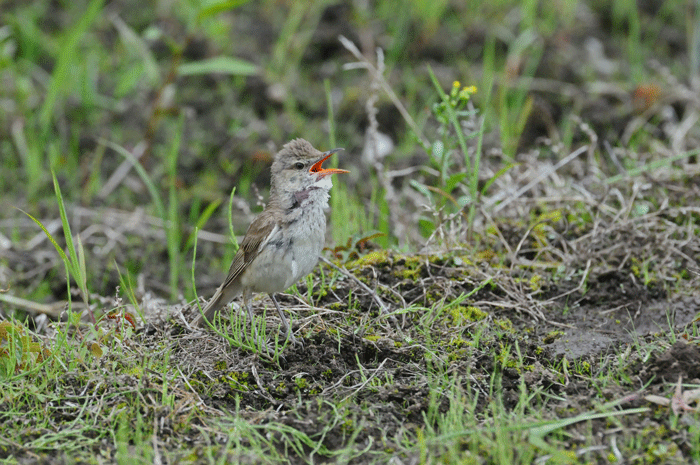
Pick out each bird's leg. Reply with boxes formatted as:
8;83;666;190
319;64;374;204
270;293;301;346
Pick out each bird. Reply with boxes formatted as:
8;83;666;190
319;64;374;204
193;138;348;345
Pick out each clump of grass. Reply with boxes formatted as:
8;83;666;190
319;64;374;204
411;70;481;240
0;320;50;378
21;172;95;324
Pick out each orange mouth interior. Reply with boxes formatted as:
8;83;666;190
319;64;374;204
310;149;348;176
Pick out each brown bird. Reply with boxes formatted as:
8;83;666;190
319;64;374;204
193;139;348;345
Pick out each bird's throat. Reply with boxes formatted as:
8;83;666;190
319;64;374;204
312;175;333;190
293;189;312;205
292;176;333;207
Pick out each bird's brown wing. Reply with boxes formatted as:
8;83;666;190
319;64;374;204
193;209;279;326
221;210;278;289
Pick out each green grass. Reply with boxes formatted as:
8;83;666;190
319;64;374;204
2;308;689;463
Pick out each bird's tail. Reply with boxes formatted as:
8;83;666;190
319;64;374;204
192;282;241;327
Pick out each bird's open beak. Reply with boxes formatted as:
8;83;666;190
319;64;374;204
310;148;349;178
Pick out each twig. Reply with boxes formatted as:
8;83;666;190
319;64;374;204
99;140;148;199
339;35;429;149
340;357;390;403
489;145;588;213
0;293;77;319
250;362;280;406
319;256;397;328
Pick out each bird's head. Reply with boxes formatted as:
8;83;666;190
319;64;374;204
270;139;348;200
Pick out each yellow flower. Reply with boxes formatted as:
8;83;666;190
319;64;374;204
452;80;461;88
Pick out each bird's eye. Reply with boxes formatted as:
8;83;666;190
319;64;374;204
294;162;305;170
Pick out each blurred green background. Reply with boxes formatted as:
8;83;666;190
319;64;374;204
0;0;696;303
